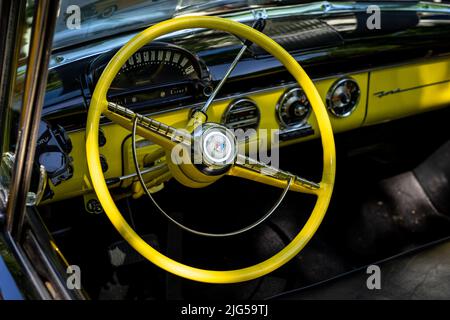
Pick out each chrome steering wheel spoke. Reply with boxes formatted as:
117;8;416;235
105;102;192;150
229;154;321;196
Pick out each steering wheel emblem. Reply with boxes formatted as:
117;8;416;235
202;128;235;165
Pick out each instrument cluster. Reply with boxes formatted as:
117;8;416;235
88;43;212;113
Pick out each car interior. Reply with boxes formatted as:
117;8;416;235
1;0;450;300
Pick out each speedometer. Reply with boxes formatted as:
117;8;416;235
89;43;209;111
111;46;202;90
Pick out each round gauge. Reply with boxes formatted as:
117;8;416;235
276;87;311;128
326;78;361;117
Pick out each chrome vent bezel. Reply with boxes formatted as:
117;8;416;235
326;77;361;118
221;98;260;133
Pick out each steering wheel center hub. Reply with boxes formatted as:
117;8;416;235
202;128;235;165
192;124;237;175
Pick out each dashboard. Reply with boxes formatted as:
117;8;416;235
38;6;450;206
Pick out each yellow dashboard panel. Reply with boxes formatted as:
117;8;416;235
42;56;450;204
44;72;368;203
366;58;450;125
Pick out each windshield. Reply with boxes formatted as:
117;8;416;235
54;0;447;50
54;0;304;49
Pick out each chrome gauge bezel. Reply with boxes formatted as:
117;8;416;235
276;87;312;129
326;77;361;118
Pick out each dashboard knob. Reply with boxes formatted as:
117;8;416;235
293;101;308;117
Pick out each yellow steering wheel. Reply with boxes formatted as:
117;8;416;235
86;16;336;283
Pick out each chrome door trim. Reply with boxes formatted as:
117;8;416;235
5;0;59;236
